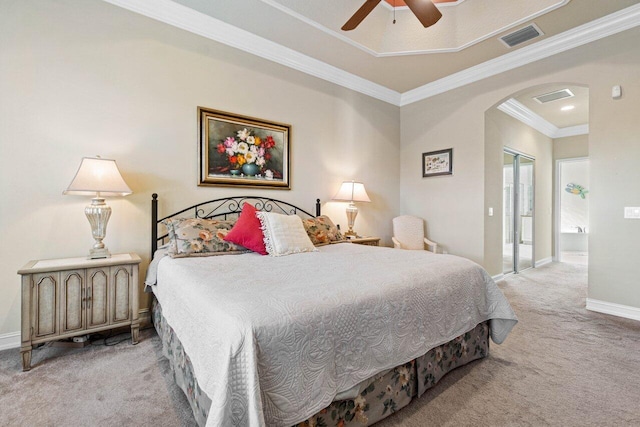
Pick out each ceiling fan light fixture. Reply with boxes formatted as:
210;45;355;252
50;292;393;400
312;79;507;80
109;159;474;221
342;0;441;31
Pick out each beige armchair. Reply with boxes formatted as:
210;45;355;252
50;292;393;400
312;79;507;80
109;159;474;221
392;215;438;253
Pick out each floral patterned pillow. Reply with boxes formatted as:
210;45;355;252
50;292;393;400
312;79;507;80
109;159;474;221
302;215;345;246
163;218;250;258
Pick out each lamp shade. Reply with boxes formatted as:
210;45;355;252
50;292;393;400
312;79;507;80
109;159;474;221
63;157;132;197
332;181;371;203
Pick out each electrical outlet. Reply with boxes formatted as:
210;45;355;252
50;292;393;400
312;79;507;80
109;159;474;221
624;207;640;219
73;335;89;343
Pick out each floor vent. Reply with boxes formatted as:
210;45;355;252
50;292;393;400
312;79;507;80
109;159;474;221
533;88;575;104
500;24;543;48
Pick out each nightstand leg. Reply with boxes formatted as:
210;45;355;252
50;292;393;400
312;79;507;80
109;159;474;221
21;349;32;371
131;324;139;345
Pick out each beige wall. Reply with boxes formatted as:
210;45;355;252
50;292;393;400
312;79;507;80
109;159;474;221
401;92;487;262
401;26;640;310
554;134;589;160
484;109;553;276
0;0;400;336
587;54;640;306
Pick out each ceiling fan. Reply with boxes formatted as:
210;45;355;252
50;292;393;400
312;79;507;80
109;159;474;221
342;0;442;31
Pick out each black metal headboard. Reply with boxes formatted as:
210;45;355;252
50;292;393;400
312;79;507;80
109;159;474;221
151;194;321;256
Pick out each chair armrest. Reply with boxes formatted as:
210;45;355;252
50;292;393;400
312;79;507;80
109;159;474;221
392;237;402;249
423;237;438;254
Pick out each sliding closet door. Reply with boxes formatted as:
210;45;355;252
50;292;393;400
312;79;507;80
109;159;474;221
503;150;535;274
503;153;516;274
518;156;534;271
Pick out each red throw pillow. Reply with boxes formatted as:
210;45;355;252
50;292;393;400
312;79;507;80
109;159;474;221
224;203;267;255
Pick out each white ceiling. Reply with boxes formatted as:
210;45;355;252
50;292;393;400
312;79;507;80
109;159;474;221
104;0;640;110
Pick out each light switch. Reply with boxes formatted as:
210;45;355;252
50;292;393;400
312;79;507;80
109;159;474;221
624;207;640;219
488;207;494;216
612;85;622;99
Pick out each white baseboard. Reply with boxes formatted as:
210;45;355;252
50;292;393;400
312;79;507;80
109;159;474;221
536;257;553;267
492;273;505;282
586;298;640;322
0;332;20;351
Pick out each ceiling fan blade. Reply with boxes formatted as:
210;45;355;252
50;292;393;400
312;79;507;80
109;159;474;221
404;0;442;28
342;0;382;31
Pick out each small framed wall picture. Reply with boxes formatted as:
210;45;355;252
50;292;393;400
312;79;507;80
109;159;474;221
422;148;453;178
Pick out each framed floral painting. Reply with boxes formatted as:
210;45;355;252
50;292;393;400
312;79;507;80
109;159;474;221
422;148;453;178
198;107;290;189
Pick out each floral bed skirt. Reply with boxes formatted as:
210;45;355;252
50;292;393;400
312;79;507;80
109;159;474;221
152;298;490;427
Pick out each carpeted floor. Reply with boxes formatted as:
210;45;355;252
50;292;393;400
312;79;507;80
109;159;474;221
1;262;639;426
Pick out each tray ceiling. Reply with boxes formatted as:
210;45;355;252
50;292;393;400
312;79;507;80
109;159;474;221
166;0;640;93
109;0;640;101
262;0;569;56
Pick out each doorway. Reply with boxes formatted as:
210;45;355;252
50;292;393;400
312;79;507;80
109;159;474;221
556;158;589;264
503;150;535;274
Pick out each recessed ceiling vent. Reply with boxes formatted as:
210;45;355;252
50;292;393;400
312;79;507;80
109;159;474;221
533;88;575;104
500;24;543;48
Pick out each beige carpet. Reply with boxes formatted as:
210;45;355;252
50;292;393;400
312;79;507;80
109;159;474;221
0;327;195;426
378;262;640;426
1;262;639;426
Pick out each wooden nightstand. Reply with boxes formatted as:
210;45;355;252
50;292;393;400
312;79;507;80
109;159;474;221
349;237;381;246
18;253;141;371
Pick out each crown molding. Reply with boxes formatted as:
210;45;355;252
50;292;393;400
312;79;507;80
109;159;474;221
401;3;640;106
498;99;588;138
102;0;402;106
102;1;640;108
498;99;557;138
554;124;589;138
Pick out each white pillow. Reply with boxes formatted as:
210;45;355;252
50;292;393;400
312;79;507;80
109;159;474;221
256;212;317;256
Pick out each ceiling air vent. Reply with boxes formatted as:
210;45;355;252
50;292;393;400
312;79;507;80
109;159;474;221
500;24;543;48
533;88;575;104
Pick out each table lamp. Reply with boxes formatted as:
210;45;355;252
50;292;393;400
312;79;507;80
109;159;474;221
63;156;132;259
332;180;371;237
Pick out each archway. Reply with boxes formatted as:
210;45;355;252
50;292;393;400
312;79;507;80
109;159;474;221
484;83;589;278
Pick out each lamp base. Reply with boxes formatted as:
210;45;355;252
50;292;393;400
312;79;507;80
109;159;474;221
345;203;359;238
89;247;111;259
85;197;112;259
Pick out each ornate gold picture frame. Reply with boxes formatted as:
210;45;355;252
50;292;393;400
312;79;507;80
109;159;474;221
198;107;291;189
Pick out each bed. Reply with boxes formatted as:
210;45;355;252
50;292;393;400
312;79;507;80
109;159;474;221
146;194;518;427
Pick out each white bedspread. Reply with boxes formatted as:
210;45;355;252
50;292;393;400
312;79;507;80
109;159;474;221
151;243;517;427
